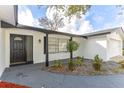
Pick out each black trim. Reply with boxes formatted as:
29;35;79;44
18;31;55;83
44;36;46;54
1;20;15;28
45;33;49;67
17;24;47;33
17;24;86;38
0;20;86;38
70;37;73;60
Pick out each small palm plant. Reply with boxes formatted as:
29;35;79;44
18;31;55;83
93;55;103;71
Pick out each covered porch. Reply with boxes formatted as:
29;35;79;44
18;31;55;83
1;21;86;68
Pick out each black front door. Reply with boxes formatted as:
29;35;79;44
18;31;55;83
10;34;26;65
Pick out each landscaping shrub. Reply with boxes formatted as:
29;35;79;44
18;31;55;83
81;56;84;63
68;59;75;71
52;60;63;68
119;60;124;68
93;55;103;71
76;56;83;66
123;49;124;56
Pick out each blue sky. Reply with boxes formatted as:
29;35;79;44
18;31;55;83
27;6;47;18
18;5;124;34
86;5;118;29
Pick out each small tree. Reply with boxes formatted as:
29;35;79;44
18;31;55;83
67;40;79;60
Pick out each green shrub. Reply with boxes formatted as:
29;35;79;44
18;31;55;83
67;41;79;52
93;55;103;71
52;60;63;68
93;54;103;64
81;56;84;63
119;60;124;68
68;59;75;71
123;49;124;56
76;56;83;66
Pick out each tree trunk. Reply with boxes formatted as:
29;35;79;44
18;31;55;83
70;51;73;60
70;37;73;60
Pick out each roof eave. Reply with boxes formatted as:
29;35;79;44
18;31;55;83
0;20;15;28
83;32;111;38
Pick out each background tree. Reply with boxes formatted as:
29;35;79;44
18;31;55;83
38;5;91;30
116;5;124;15
67;40;79;60
44;5;91;19
39;13;64;31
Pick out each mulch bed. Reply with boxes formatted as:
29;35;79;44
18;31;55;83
43;60;124;76
0;81;31;88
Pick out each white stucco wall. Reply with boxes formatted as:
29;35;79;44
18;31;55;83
73;37;85;57
107;31;123;60
0;28;5;76
82;35;107;61
3;28;83;67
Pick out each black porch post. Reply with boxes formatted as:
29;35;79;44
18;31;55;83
70;37;73;60
46;33;49;67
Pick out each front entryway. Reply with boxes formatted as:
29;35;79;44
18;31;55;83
10;34;33;65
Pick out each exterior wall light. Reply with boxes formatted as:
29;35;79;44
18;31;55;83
39;39;41;43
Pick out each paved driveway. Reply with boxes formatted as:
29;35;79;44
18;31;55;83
1;63;124;88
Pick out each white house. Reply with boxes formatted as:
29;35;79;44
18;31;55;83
0;5;124;77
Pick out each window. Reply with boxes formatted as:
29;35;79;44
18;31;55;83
44;37;69;54
48;37;59;53
59;39;69;52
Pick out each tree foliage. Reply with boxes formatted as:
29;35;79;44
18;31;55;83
116;5;124;15
67;40;79;60
46;5;91;18
67;40;79;52
65;5;91;18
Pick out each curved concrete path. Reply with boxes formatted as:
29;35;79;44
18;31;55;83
1;63;124;88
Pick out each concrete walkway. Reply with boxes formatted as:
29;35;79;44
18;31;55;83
1;63;124;88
